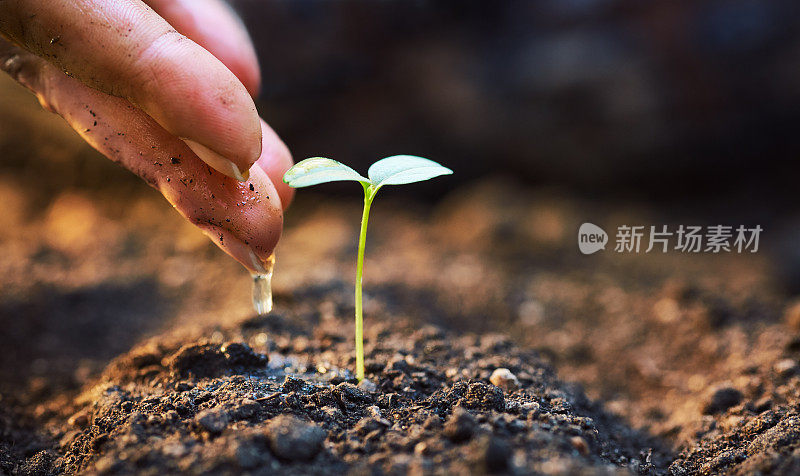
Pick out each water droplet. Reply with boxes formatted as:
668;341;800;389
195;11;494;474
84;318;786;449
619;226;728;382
251;255;275;314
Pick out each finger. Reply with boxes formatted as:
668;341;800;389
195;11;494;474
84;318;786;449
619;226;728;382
0;0;261;181
255;119;295;209
144;0;260;96
0;39;281;273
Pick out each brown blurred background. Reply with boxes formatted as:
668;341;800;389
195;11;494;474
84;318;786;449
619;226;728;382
235;0;800;204
3;0;800;202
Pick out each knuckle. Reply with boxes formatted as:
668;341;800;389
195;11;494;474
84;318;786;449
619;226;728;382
127;28;186;100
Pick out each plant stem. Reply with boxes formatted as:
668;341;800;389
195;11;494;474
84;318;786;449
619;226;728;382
355;185;375;381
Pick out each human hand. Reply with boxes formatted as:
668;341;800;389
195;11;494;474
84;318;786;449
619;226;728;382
0;0;293;273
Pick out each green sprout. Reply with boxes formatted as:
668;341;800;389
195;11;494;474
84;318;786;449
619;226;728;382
283;155;452;380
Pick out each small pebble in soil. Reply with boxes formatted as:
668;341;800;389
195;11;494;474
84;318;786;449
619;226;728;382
357;378;377;393
489;368;520;391
774;358;799;378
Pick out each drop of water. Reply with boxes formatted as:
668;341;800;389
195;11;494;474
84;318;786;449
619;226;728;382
251;255;275;314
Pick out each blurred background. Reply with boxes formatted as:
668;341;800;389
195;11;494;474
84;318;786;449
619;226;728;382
1;1;799;204
236;0;800;205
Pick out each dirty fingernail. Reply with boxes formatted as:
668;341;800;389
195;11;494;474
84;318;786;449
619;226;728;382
182;138;249;181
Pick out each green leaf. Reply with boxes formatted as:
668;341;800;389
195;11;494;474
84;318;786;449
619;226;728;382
367;155;452;189
283;157;369;188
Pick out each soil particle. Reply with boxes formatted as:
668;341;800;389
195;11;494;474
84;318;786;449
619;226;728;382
266;415;327;462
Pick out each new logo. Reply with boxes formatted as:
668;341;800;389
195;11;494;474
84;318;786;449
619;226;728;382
578;223;608;254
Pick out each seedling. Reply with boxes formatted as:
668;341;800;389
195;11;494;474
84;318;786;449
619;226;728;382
283;155;452;380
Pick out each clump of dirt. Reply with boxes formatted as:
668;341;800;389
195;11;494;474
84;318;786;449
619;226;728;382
20;314;666;474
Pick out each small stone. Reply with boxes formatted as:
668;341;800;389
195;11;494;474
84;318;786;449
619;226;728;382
703;387;742;414
570;436;589;456
357;378;377;393
443;407;476;442
266;415;326;461
195;408;230;434
489;368;520;392
774;359;799;378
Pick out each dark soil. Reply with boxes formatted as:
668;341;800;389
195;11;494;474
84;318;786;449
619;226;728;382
16;316;666;475
2;174;800;474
